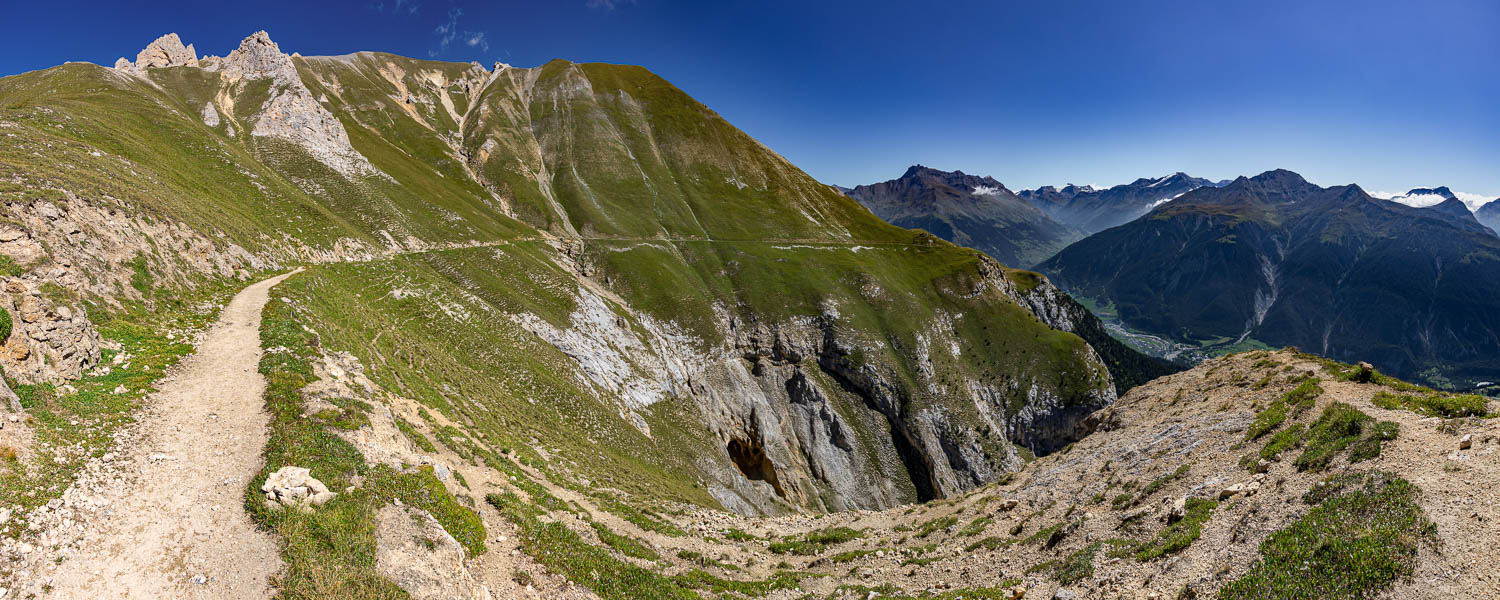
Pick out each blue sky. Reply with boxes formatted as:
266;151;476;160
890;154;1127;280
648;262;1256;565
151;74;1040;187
5;0;1498;196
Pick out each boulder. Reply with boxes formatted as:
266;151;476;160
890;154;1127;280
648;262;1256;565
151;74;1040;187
1219;481;1260;500
262;466;337;512
1165;496;1187;523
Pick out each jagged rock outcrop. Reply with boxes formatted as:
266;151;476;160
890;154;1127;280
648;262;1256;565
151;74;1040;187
114;33;198;73
0;278;101;384
135;33;198;69
216;32;382;178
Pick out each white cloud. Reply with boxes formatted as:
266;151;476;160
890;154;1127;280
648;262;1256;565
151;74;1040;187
433;7;488;56
1374;189;1497;212
971;185;1002;196
465;32;489;51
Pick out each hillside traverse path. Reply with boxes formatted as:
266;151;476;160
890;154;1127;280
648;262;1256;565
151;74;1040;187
38;269;301;599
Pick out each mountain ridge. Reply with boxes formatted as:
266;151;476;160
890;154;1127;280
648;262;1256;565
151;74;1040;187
1041;168;1500;388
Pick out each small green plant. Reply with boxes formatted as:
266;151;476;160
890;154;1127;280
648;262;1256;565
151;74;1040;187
1132;498;1217;561
914;515;958;538
1219;472;1435;599
1372;391;1488;418
956;516;993;537
1259;424;1307;461
1294;403;1397;472
0;255;25;277
394;417;437;453
592;521;660;561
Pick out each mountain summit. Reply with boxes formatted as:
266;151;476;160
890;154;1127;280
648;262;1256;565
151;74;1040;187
846;165;1080;267
1041;168;1500;386
1017;171;1219;235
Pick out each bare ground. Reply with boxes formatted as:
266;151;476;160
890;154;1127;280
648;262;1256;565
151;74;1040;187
23;270;300;599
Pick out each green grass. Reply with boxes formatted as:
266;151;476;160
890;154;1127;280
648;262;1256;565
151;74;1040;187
1293;403;1397;472
1260;424;1307;461
591;521;660;561
1372;391;1488;418
914;515;958;538
1219;473;1435;599
1030;541;1109;585
956;516;993;537
1113;464;1190;509
488;492;699;600
722;527;762;542
1131;498;1217;561
393;417;436;453
822;582;1023;600
964;536;1015;551
247;294;485;598
769;526;865;555
1247;378;1322;440
672;569;810;597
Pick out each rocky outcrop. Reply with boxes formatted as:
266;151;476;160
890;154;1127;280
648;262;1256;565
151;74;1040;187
200;102;220;128
0;278;100;384
375;505;491;600
218;32;381;179
114;33;198;73
136;33;198;69
0;190;261;302
261;466;336;512
219;31;300;85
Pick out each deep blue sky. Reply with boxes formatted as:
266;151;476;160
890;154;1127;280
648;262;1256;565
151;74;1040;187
5;0;1498;196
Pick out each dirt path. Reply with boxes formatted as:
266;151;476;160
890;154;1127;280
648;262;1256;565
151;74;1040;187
36;270;301;599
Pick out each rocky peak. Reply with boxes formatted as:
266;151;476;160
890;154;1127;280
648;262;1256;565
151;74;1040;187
1405;186;1456;199
221;31;299;85
115;33;199;72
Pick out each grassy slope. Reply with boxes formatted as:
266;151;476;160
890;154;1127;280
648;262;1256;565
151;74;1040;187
0;53;1112;517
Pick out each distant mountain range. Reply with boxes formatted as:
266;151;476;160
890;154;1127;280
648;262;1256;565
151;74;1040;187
1017;172;1226;236
845;166;1082;268
1038;169;1500;387
845;167;1226;268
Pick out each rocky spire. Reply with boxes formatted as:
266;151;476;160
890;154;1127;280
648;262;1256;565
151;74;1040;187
116;33;199;72
220;31;300;86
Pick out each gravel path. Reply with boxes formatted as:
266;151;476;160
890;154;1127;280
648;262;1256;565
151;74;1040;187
39;270;299;599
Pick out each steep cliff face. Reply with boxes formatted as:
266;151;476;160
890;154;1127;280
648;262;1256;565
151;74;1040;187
0;31;1150;515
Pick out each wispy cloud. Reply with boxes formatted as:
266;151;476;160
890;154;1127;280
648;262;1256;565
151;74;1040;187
368;0;420;15
465;32;489;52
586;0;636;10
435;7;462;51
431;6;489;57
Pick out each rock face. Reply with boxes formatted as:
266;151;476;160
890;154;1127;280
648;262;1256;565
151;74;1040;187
375;505;490;600
200;102;220;128
219;32;381;178
134;33;198;70
261;466;336;512
0;278;100;384
219;31;300;85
